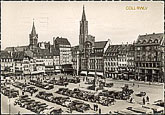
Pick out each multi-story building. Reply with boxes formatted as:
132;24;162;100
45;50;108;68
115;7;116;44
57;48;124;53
1;51;14;76
116;44;127;80
53;37;73;74
87;41;110;77
53;37;72;65
71;45;80;75
36;49;54;75
104;45;121;79
127;44;135;79
135;33;164;82
13;51;25;76
51;46;61;73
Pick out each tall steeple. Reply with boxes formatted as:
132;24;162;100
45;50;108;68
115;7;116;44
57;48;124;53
81;5;86;21
29;19;38;49
79;5;88;50
31;19;37;36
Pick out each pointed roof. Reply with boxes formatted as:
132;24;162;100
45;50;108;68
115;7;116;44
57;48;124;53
81;5;86;21
31;20;37;36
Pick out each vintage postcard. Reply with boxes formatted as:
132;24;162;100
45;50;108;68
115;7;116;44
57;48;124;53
1;1;164;114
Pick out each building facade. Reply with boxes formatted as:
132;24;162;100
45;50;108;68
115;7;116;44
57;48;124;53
135;33;164;82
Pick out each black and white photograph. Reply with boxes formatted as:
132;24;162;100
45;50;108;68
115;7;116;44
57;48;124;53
1;1;164;114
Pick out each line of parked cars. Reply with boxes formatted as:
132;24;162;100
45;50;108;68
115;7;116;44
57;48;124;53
29;80;54;90
14;95;62;114
56;88;115;106
36;91;91;113
12;81;28;90
98;85;134;100
12;81;38;93
1;86;19;98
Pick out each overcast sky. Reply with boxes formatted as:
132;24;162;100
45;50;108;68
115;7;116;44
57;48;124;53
1;1;164;50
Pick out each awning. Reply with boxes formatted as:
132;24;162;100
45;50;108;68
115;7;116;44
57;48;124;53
96;72;103;76
80;71;87;75
88;72;95;75
55;70;61;72
31;71;44;74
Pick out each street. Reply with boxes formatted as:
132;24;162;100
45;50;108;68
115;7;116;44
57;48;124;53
1;74;164;114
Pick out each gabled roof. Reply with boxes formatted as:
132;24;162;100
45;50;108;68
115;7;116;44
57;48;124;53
15;46;29;52
55;37;71;46
105;45;122;53
13;51;26;60
1;51;12;59
94;41;107;49
4;47;15;52
137;33;163;44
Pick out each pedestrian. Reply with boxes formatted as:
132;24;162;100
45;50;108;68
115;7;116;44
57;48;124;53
99;108;101;114
93;104;96;111
138;84;139;88
22;91;24;95
133;83;135;87
31;92;33;96
18;111;20;115
143;97;145;105
109;111;112;115
96;104;98;111
70;107;72;113
130;98;133;103
146;96;149;102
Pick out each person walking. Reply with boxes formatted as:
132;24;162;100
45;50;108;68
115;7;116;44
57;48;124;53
143;97;145;105
96;104;98;111
130;98;133;103
93;104;96;111
99;108;101;114
146;96;149;102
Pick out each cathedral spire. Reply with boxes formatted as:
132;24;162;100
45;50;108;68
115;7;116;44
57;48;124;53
81;5;86;21
31;19;36;36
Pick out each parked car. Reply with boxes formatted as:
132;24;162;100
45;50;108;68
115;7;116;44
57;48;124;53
136;92;146;97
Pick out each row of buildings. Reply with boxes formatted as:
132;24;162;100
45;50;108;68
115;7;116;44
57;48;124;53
1;21;73;77
1;6;165;82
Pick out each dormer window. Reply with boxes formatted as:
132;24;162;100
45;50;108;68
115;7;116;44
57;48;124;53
154;39;158;43
143;40;146;44
148;39;152;43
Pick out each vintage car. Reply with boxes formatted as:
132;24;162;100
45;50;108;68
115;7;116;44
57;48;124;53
127;106;153;114
136;92;146;97
50;108;63;114
142;104;164;113
153;100;164;107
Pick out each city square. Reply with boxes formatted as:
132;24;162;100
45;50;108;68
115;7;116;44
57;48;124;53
1;74;164;114
1;1;164;114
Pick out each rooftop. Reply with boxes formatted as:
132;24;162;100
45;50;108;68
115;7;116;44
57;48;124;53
55;37;71;46
137;33;164;44
94;41;107;49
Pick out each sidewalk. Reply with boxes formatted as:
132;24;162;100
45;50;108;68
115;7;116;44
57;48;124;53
107;78;164;86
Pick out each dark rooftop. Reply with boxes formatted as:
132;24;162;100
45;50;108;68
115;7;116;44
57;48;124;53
94;41;107;49
55;37;71;46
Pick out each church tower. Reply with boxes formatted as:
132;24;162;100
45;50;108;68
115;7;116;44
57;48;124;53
79;5;88;51
29;20;38;50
